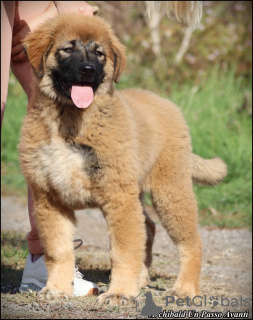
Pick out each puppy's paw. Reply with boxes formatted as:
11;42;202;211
38;286;72;300
165;284;200;300
97;292;131;306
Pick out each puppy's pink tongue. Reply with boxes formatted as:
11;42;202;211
71;85;93;108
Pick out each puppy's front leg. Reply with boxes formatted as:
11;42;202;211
98;191;146;306
32;190;76;299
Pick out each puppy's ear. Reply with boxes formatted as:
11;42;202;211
110;34;127;84
22;23;54;79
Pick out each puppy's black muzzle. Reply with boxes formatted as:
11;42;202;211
53;44;105;99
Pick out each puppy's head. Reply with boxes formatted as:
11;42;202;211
23;13;126;108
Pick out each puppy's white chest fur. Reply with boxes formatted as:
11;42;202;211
32;140;93;208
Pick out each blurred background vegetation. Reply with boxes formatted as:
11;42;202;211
1;1;252;228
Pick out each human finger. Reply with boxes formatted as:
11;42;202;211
11;49;27;62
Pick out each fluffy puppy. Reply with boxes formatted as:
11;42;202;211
19;13;227;305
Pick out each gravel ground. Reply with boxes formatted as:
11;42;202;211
1;195;252;319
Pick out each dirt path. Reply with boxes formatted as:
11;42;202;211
1;195;252;319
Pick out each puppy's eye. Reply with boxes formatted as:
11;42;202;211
96;50;104;57
63;48;73;53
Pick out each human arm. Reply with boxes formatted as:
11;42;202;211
11;1;97;62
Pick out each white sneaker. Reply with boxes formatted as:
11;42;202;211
19;249;98;296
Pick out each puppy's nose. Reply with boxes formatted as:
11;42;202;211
79;63;96;75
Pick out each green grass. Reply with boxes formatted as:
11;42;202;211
168;67;252;228
1;68;252;228
1;231;29;264
1;231;29;295
1;73;27;197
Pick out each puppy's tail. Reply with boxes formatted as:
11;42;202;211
191;154;227;186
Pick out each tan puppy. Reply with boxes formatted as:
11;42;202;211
19;13;227;305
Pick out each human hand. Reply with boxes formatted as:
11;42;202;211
53;1;96;16
11;19;30;62
11;1;99;63
11;2;57;63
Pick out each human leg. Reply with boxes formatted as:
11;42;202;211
1;1;15;127
3;1;99;296
10;2;56;256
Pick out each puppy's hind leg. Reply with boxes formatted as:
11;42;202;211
138;209;156;289
150;152;202;299
32;189;76;299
